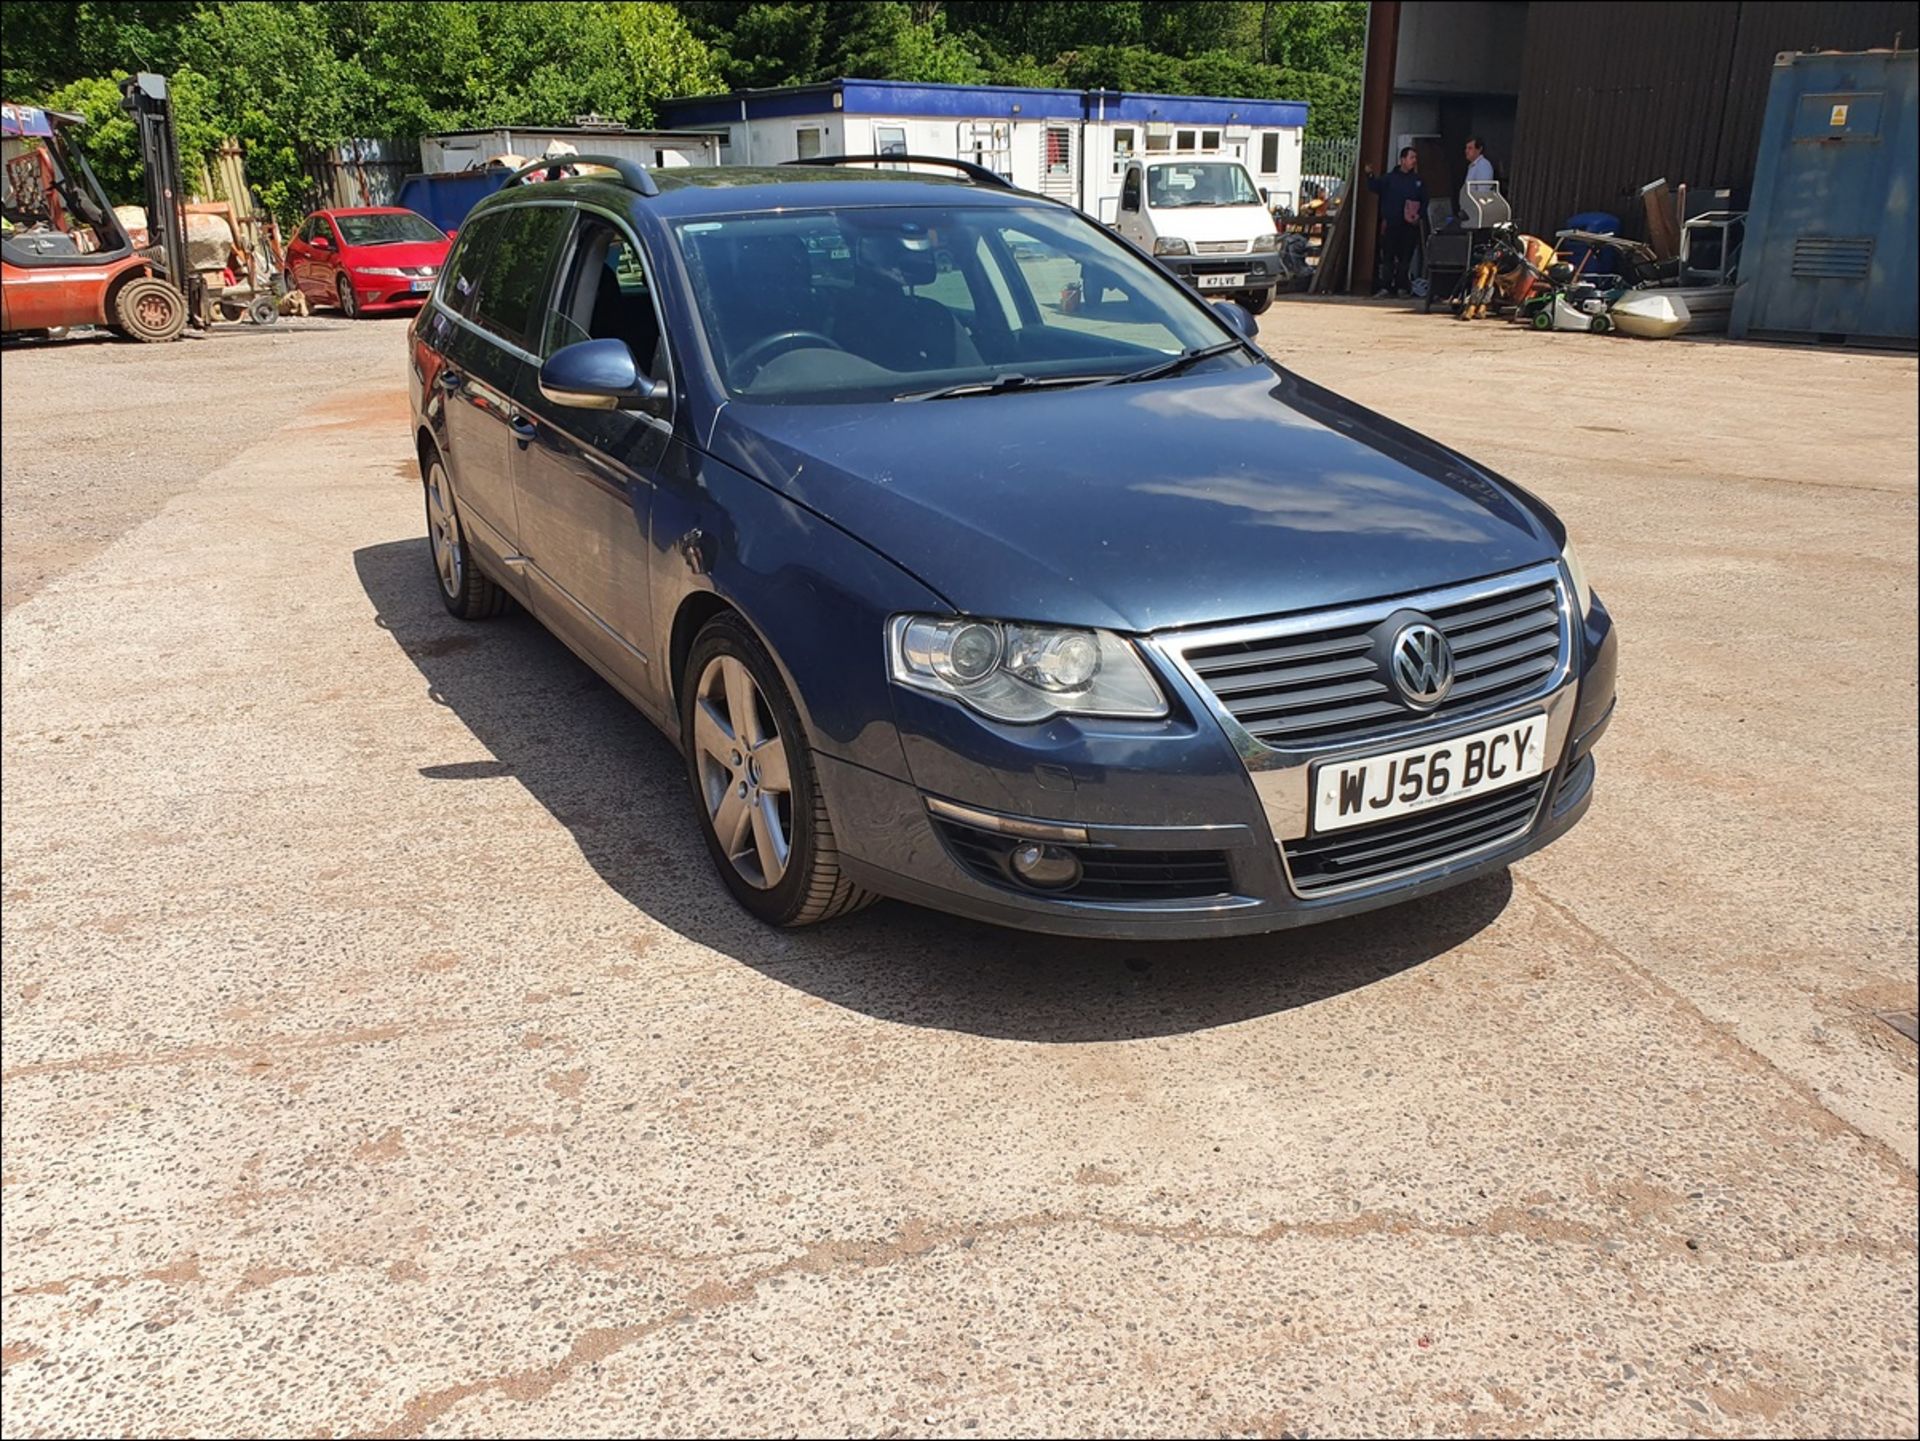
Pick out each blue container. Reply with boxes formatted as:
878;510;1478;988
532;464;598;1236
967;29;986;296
395;169;509;234
1729;49;1918;346
1560;210;1623;279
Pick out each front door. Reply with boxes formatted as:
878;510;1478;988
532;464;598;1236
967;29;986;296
511;212;672;706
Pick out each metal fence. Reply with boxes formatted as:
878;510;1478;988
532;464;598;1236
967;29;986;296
1301;133;1359;195
300;137;421;211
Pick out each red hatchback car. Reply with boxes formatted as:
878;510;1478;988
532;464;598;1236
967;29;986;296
285;207;452;318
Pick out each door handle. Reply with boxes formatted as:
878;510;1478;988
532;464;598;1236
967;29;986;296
508;414;538;446
438;368;464;390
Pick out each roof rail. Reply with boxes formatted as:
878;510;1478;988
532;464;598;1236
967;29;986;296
504;153;659;198
782;154;1015;190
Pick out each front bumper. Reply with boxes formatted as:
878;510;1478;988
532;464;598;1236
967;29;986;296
817;577;1616;940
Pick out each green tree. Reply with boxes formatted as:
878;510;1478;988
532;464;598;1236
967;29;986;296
41;68;225;207
2;2;197;97
837;2;985;84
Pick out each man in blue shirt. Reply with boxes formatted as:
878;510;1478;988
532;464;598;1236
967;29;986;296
1366;147;1427;298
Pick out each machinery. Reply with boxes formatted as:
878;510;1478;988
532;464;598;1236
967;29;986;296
1;74;198;341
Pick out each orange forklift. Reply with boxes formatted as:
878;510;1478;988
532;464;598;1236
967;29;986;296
2;74;200;342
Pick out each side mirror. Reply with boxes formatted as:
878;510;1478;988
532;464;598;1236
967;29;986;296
311;236;331;250
539;337;663;413
1211;299;1260;340
443;229;457;244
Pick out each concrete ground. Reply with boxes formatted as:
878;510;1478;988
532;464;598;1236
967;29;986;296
2;302;1915;1438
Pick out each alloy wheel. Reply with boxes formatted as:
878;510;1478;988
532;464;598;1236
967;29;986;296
337;273;358;318
692;654;793;889
425;462;462;598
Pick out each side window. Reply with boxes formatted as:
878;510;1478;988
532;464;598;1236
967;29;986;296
541;215;666;380
440;213;499;316
874;125;907;160
303;216;331;244
1260;132;1281;175
795;126;823;161
1120;167;1141;212
467;205;569;351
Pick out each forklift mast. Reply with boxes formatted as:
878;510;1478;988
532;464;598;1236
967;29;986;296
119;72;202;322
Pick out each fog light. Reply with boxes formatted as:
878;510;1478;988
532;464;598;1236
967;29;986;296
1009;841;1081;890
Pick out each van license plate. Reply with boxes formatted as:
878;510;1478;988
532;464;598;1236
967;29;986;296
1198;273;1245;289
1311;715;1549;833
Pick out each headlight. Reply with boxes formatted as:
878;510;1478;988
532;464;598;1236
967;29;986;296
1561;537;1593;616
1250;232;1279;253
1152;237;1191;257
356;266;419;277
888;615;1167;723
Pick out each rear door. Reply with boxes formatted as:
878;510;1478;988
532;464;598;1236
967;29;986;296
433;204;569;573
510;210;674;706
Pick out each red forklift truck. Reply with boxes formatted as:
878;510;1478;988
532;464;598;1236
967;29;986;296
1;74;199;342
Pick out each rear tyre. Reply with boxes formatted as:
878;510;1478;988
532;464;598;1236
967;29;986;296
681;613;876;928
423;455;507;620
337;272;360;319
111;276;187;342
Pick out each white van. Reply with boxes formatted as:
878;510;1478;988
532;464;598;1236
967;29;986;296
1114;157;1283;315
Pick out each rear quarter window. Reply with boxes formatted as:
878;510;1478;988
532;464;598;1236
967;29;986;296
440;215;499;317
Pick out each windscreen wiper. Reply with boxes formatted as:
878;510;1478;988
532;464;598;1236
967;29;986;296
1098;340;1246;387
896;371;1109;402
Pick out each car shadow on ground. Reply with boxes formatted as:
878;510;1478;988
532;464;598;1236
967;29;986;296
354;538;1512;1042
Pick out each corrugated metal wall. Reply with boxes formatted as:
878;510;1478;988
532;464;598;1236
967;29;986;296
1507;1;1913;235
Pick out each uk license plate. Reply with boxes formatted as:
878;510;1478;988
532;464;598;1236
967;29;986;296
1311;715;1548;833
1198;273;1245;289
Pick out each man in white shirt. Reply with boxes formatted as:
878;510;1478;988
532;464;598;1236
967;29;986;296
1459;135;1495;211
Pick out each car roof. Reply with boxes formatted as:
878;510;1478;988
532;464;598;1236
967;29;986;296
477;165;1056;223
320;206;425;217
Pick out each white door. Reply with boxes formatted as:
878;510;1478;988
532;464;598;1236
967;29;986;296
1040;125;1075;202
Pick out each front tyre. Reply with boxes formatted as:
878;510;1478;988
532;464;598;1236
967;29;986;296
111;276;187;342
1239;287;1274;316
681;614;875;927
337;272;360;319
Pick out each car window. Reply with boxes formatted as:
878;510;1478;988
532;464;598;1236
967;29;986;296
542;214;665;380
440;214;499;317
465;205;569;351
303;216;333;244
671;202;1236;403
333;211;445;246
1121;168;1141;211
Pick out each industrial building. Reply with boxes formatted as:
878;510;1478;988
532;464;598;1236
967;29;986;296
1351;0;1914;304
418;122;719;174
655;77;1309;223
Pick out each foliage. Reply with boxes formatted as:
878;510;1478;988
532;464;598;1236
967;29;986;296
42;67;225;208
4;1;1364;221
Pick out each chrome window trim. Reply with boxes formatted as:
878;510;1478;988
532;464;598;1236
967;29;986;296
1147;560;1577;846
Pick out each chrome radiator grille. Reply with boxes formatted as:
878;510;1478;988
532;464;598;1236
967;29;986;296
1174;568;1567;752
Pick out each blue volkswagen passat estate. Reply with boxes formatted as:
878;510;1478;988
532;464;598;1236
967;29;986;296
407;155;1616;937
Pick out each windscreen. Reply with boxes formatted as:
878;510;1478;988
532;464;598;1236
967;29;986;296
671;202;1240;402
1147;162;1262;208
334;211;446;246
